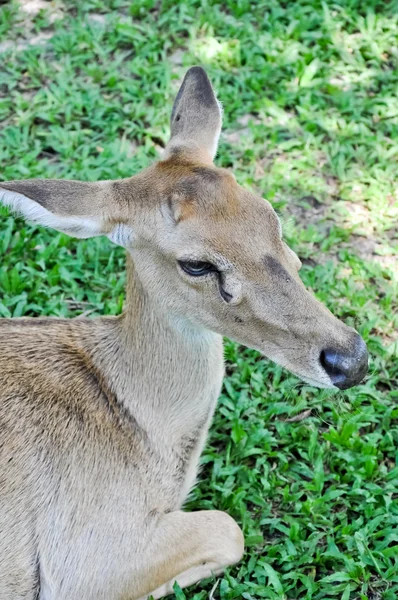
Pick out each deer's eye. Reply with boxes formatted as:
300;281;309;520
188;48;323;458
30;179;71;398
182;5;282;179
178;260;217;277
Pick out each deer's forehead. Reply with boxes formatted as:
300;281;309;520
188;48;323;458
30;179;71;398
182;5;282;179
178;202;283;261
174;174;277;224
186;193;281;237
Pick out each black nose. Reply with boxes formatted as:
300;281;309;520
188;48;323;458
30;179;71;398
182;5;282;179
320;335;368;389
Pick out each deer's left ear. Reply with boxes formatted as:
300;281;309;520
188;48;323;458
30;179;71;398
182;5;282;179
0;179;133;246
164;66;222;164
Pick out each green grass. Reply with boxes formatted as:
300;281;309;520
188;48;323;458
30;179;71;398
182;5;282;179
0;0;397;598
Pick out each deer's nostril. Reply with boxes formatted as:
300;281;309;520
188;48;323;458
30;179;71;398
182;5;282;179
320;349;342;374
320;335;368;390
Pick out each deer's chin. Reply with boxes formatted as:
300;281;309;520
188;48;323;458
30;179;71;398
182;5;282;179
283;361;337;389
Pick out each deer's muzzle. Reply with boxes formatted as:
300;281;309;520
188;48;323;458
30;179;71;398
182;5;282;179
319;334;368;389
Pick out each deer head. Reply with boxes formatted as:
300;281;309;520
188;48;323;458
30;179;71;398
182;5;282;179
0;67;368;389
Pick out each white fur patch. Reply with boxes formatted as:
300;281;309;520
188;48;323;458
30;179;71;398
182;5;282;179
107;223;134;248
0;187;103;239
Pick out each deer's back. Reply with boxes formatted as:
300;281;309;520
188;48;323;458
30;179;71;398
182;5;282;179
0;317;129;441
0;316;149;474
0;317;139;496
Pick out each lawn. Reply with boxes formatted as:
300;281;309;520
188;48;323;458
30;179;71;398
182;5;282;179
0;1;397;599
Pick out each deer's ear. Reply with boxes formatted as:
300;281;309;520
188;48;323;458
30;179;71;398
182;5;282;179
0;179;133;246
164;66;222;163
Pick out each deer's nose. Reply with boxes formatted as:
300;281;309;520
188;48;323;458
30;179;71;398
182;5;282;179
320;335;368;389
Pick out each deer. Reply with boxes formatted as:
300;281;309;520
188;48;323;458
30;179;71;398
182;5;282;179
0;66;368;600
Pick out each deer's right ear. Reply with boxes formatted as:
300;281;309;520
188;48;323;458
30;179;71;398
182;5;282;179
164;66;222;164
0;179;133;247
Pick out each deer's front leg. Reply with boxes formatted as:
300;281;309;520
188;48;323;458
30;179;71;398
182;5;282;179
136;510;244;600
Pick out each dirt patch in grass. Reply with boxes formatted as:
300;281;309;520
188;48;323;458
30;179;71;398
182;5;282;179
285;190;397;273
0;0;64;54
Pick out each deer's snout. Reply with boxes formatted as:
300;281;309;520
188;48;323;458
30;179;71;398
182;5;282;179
319;334;368;390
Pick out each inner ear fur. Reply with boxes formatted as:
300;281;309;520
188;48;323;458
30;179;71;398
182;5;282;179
0;178;132;243
0;179;110;216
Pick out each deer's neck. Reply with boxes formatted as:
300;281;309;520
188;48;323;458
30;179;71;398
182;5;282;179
96;257;224;440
